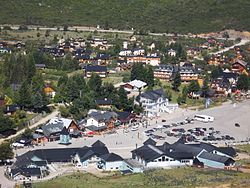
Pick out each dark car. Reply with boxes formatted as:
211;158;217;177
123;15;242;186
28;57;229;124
235;123;240;127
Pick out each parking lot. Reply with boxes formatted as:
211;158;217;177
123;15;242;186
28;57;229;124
15;100;250;159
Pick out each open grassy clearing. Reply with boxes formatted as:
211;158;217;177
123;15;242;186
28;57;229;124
26;168;250;188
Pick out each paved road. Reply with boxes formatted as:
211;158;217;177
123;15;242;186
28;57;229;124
0;109;59;144
0;24;237;41
209;39;250;55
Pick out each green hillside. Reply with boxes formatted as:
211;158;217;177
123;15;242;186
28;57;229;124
0;0;250;33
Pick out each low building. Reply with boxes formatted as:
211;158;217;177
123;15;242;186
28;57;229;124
86;110;118;131
84;65;107;78
123;79;147;92
59;127;71;145
98;153;124;171
138;89;178;117
9;167;42;181
232;59;248;73
95;98;113;109
197;151;235;169
179;66;199;82
154;65;174;81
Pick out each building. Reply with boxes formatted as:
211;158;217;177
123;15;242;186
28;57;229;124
95;98;113;109
179;66;199;82
168;49;176;57
232;59;248;73
84;65;107;78
154;65;174;81
138;89;178;117
123;79;147;92
74;141;109;168
33;117;79;143
98;153;124;171
9;168;42;181
131;139;194;168
44;85;56;98
131;139;236;169
197;152;235;169
59;127;71;145
85;110;118;131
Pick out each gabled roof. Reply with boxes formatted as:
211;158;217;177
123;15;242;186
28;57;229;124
88;111;117;122
92;140;106;148
85;65;107;72
60;126;69;135
42;122;63;137
233;59;247;67
11;167;41;177
140;89;165;101
170;143;203;156
95;98;112;105
143;138;156;146
100;153;123;162
48;117;73;129
217;147;237;157
198;151;234;164
127;79;147;89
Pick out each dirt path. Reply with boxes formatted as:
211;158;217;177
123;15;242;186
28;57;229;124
0;109;59;144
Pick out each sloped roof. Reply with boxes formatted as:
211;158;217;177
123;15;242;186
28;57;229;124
100;153;123;162
60;126;69;135
128;79;147;89
11;167;41;177
217;147;237;157
85;65;107;72
143;138;156;146
140;89;165;100
92;140;106;147
198;151;234;164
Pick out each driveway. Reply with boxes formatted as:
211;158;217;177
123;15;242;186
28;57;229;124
0;109;59;144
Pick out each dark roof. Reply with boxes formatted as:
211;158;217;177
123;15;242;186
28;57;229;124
4;104;20;113
92;140;106;148
170;143;203;156
31;148;79;163
217;147;237;157
11;168;41;177
100;153;123;162
140;89;165;101
85;65;107;72
86;125;107;131
60;126;69;135
42;122;64;137
198;151;235;164
132;144;163;162
95;98;112;105
143;138;156;146
35;64;46;68
116;111;133;122
77;146;95;161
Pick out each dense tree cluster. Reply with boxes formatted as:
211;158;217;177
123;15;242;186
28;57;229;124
131;64;154;88
56;74;140;120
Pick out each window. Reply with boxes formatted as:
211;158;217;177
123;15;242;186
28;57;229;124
158;159;162;162
162;156;165;161
116;167;118;169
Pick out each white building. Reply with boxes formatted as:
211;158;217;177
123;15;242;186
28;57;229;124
98;153;124;171
138;89;178;117
168;49;176;57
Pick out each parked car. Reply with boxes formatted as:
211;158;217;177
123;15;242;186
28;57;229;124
235;123;240;127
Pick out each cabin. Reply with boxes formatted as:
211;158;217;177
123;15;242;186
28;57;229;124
84;65;107;78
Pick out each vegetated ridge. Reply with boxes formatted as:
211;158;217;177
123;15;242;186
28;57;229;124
0;0;250;33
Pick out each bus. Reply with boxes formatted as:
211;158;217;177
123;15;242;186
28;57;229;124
194;115;214;123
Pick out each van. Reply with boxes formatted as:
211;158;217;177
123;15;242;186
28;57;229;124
194;115;214;123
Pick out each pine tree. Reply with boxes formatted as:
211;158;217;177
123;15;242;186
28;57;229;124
172;72;181;91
